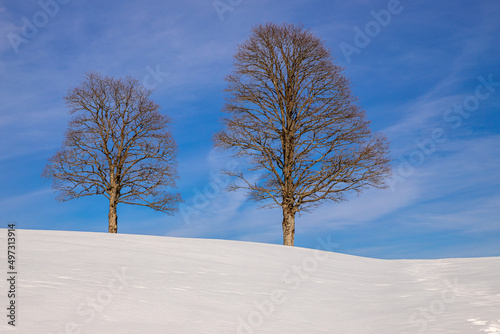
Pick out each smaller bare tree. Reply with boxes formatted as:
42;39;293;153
43;72;180;233
214;23;391;246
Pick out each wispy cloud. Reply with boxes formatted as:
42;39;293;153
0;187;53;212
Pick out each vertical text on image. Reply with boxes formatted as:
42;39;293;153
6;223;17;326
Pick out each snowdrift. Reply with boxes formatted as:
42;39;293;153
0;229;499;333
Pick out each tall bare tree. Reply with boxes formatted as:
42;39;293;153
43;72;180;233
214;23;391;246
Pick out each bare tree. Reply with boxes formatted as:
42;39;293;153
43;72;180;233
214;23;391;246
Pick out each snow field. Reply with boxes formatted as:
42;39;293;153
0;229;499;333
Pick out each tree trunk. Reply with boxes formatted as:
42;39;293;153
108;192;118;233
282;207;295;246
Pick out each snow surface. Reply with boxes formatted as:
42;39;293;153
1;229;499;333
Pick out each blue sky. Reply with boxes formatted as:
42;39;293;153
1;0;499;259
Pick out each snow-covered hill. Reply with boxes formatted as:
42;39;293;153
0;229;499;333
